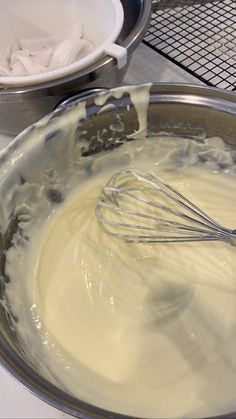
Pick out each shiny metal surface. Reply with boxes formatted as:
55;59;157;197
56;88;107;110
0;0;152;136
1;83;236;419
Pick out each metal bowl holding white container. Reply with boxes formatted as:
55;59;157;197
0;0;153;135
0;0;126;85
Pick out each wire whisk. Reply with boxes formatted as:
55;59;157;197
95;167;236;246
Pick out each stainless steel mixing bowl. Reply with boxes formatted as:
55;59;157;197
1;84;236;419
0;0;153;136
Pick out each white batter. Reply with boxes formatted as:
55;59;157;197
4;136;236;418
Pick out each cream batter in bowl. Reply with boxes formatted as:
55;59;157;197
1;84;236;419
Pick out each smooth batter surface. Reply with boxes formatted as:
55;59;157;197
5;136;236;418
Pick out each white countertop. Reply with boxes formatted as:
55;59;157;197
0;43;202;419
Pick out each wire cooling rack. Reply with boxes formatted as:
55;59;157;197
144;0;236;90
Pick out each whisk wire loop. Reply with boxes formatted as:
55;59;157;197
95;167;236;246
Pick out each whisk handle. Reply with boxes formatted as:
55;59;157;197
230;230;236;246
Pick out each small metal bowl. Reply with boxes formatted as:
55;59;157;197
1;84;236;418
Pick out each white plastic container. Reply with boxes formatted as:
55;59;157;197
0;0;126;86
